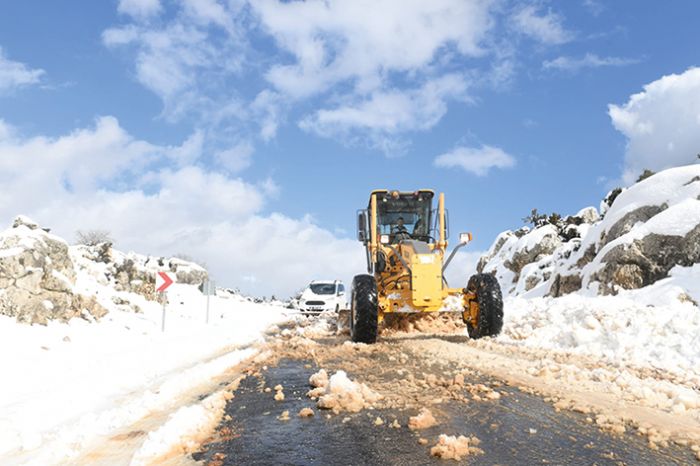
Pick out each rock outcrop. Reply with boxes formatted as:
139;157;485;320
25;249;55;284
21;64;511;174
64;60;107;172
0;216;209;325
0;216;107;324
478;165;700;301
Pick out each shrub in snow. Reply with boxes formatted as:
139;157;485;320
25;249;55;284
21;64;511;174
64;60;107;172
74;229;113;247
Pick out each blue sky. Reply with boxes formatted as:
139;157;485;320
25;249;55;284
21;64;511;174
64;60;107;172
1;0;699;296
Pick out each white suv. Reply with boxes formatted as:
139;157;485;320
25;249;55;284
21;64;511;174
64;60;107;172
299;280;346;314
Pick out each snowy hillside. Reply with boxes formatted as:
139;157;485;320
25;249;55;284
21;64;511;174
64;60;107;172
478;164;700;304
0;217;293;465
0;215;209;325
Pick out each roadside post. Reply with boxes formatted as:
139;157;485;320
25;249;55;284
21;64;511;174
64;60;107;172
155;271;175;331
200;280;216;323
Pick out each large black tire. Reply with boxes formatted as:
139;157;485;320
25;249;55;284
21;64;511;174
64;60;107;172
350;274;378;344
465;273;504;339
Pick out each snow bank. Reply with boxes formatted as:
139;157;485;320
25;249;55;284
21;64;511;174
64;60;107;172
130;389;229;465
0;282;289;464
502;295;700;377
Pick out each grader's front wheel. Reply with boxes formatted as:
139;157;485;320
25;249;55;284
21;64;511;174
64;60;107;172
350;274;378;344
464;273;504;339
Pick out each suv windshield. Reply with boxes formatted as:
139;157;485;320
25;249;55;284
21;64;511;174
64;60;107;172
376;192;433;243
309;283;336;295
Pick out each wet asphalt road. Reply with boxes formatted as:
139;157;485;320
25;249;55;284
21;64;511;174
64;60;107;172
194;359;694;466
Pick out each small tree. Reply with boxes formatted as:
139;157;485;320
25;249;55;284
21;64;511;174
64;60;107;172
636;168;655;182
548;212;562;226
604;187;623;210
522;208;547;227
75;229;113;246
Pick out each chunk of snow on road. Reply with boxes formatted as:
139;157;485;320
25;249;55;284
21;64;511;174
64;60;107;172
430;434;481;460
408;408;438;430
309;368;329;388
314;370;381;413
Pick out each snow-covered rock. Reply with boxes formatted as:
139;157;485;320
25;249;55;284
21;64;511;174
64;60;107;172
0;216;107;324
0;216;208;324
478;164;700;303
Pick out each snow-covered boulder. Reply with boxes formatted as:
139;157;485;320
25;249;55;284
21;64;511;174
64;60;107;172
0;216;107;324
477;224;563;295
478;164;700;304
169;258;208;285
0;216;210;324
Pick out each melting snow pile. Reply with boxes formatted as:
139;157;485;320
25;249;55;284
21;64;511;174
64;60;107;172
408;408;438;430
430;434;482;460
307;369;382;413
502;294;700;377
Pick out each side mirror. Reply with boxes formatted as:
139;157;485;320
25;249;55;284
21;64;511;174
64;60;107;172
357;211;368;242
338;291;345;297
459;232;472;244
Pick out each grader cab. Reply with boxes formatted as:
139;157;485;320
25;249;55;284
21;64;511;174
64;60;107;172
351;189;503;344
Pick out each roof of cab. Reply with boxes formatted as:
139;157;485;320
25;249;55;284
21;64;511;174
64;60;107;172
369;189;435;197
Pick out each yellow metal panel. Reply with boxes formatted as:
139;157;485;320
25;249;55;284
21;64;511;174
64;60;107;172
438;192;446;251
370;193;377;263
409;254;442;307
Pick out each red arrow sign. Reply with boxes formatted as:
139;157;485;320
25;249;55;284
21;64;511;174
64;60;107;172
156;271;174;293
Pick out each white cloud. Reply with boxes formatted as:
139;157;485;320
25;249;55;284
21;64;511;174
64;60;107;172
118;0;162;19
608;67;700;184
0;47;44;93
582;0;604;16
215;140;253;173
443;250;484;288
102;0;505;155
300;74;470;153
511;5;572;45
253;0;495;98
103;2;246;122
251;90;284;141
543;53;639;72
103;23;239;117
0;117;365;297
434;144;516;176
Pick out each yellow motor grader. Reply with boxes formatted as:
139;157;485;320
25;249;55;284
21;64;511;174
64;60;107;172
351;189;503;344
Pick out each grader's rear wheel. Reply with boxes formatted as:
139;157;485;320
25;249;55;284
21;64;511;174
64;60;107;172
350;274;378;344
465;273;503;339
